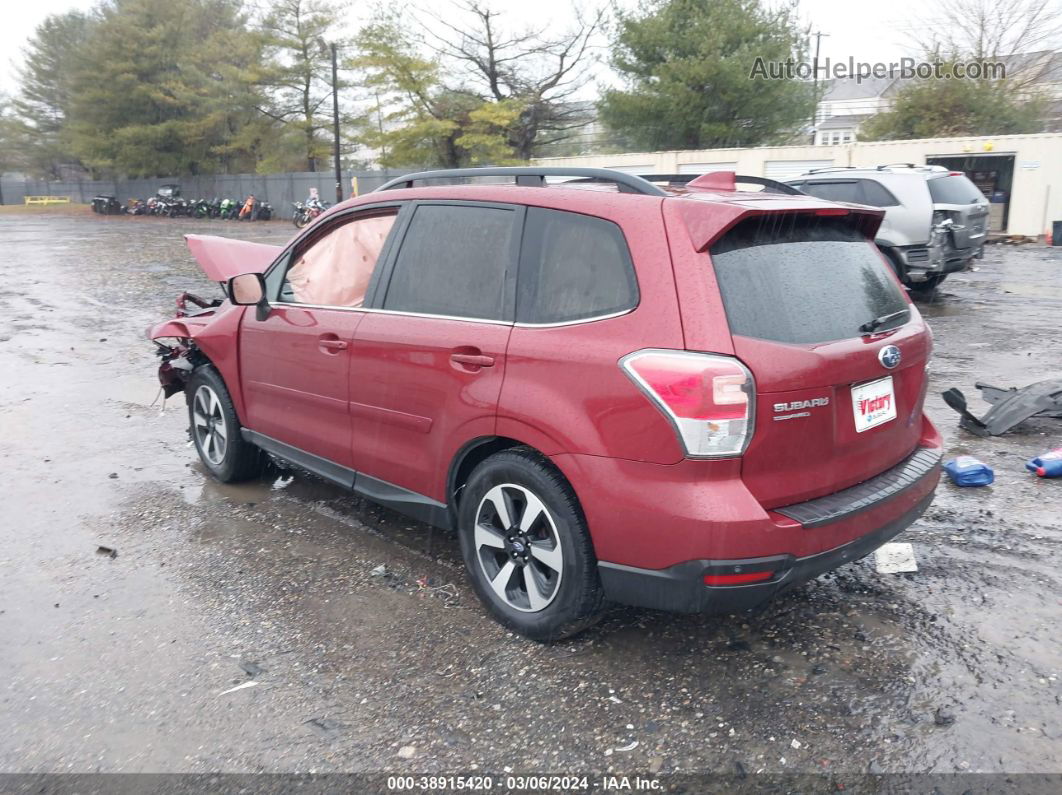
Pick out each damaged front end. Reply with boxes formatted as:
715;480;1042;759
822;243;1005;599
148;233;283;405
148;294;219;398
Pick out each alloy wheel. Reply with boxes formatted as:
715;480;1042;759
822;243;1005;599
192;385;228;467
474;483;563;612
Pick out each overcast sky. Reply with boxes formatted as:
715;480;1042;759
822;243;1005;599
0;0;923;95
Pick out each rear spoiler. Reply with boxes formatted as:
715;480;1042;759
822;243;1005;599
638;173;803;195
670;194;885;252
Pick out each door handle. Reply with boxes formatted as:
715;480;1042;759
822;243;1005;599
318;337;348;352
450;353;495;368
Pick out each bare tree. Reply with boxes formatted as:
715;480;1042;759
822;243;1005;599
419;1;605;159
905;0;1062;66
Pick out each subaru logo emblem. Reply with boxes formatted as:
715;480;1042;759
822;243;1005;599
878;345;902;369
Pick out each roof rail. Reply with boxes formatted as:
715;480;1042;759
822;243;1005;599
636;173;803;195
877;162;918;170
374;167;667;196
804;166;858;175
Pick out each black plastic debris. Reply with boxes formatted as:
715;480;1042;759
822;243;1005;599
96;545;118;559
943;379;1062;436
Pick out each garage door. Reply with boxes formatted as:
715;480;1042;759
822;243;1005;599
764;159;833;180
605;164;655;175
677;162;738;174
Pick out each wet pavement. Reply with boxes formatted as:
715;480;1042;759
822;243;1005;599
0;212;1059;778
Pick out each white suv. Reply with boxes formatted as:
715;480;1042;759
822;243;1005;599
788;165;989;292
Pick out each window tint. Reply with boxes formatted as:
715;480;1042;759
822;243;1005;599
383;204;514;320
801;181;862;203
928;174;984;204
859;179;899;207
801;179;898;208
709;216;909;344
282;211;397;306
517;208;638;324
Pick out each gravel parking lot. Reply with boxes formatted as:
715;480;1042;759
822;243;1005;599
1;211;1059;783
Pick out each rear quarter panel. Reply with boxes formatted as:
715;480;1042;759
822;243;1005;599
497;197;688;464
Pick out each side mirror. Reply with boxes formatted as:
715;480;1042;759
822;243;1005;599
228;272;266;305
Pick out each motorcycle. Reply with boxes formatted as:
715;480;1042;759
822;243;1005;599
191;199;212;219
292;198;328;228
218;197;239;219
255;201;274;221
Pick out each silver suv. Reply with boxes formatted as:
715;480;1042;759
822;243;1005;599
787;165;989;292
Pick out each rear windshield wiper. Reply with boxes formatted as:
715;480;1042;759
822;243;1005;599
859;309;909;335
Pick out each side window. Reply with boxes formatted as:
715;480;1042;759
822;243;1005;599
859;180;899;207
281;211;397;306
801;181;862;203
383;204;515;320
517;208;638;324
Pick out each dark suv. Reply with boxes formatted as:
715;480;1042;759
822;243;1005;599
149;168;942;640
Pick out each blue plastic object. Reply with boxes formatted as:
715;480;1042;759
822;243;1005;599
1025;448;1062;478
944;455;995;486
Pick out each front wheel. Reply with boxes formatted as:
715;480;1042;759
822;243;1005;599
458;448;604;641
186;366;262;482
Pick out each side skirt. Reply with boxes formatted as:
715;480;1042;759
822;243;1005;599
240;429;451;530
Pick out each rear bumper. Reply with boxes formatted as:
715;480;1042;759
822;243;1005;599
900;243;980;279
592;444;941;614
598;491;933;613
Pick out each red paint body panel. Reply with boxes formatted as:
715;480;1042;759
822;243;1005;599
733;320;931;508
239;306;362;467
185;234;283;282
551;415;940;569
148;303;250;423
348;314;511;502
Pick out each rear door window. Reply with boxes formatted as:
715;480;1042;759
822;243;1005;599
709;215;908;344
382;204;517;321
801;179;898;207
928;174;984;204
800;180;862;204
517;208;638;324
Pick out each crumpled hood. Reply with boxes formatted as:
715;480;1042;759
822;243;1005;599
185;234;282;282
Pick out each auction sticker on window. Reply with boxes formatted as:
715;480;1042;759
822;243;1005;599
851;376;896;432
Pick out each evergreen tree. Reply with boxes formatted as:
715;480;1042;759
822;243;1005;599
600;0;814;150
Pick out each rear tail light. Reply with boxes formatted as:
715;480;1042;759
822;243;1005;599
620;349;755;458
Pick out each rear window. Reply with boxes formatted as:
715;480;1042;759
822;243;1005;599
928;174;984;204
517;208;638;324
709;215;908;344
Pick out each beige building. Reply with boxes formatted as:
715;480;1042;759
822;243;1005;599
534;132;1062;238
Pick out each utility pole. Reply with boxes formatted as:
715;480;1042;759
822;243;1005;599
811;31;828;145
330;41;342;204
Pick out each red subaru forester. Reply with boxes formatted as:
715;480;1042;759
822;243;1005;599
149;168;942;640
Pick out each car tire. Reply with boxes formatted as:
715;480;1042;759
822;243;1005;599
186;366;262;483
907;274;946;294
458;448;604;641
